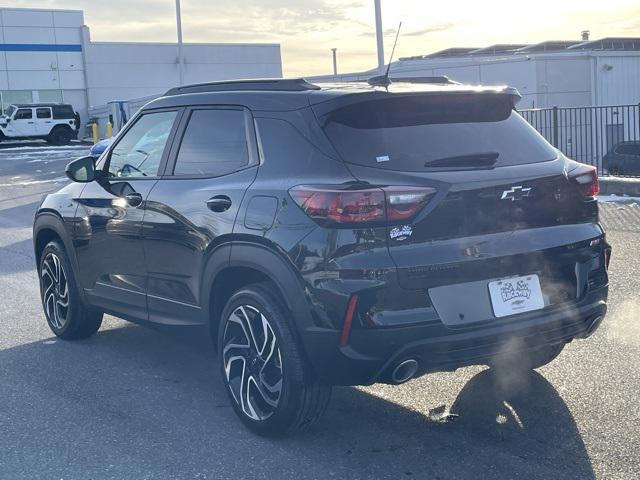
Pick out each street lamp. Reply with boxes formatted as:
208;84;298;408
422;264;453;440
331;48;338;76
374;0;385;74
175;0;185;85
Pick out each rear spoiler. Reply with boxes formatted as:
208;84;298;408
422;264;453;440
310;84;523;109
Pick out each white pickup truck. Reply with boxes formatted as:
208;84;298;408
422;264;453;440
0;103;78;145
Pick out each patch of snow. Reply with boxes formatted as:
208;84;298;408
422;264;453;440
597;194;640;203
0;145;88;152
0;176;68;187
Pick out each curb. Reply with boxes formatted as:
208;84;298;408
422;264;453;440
599;176;640;196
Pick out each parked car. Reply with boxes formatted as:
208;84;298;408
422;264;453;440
602;141;640;176
33;78;610;437
89;137;114;160
0;103;78;145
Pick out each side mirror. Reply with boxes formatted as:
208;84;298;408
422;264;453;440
65;155;97;183
5;118;10;123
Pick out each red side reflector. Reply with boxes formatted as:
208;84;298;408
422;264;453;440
340;295;359;346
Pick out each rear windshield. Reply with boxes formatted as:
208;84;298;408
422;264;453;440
317;94;558;171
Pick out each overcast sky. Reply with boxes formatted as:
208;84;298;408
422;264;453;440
9;0;640;76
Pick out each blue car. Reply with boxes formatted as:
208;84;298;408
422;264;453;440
89;137;114;160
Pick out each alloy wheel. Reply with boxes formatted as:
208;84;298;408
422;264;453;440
41;253;69;330
222;305;283;421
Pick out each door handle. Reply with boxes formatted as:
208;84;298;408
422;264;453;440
124;192;143;207
206;195;232;212
27;121;35;124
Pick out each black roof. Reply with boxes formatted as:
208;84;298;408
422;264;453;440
12;103;72;108
147;78;520;113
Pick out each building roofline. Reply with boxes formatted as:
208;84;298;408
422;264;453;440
0;7;84;14
87;41;280;48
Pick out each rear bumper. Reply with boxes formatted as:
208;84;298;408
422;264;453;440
301;285;607;386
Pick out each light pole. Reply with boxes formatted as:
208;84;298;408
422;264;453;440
331;48;338;76
374;0;385;74
175;0;185;85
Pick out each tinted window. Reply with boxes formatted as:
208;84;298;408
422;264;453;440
615;143;640;156
317;94;558;171
15;109;32;120
173;109;249;176
36;108;52;119
107;111;177;178
52;105;74;119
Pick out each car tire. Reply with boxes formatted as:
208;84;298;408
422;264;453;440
49;128;72;146
218;282;331;436
39;241;103;340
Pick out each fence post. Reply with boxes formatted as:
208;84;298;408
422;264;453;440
552;106;559;148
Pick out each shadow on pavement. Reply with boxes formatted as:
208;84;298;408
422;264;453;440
0;323;594;479
0;238;35;275
0;201;41;228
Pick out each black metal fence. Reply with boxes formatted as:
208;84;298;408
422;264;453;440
520;104;640;176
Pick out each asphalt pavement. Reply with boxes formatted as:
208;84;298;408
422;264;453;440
1;144;639;480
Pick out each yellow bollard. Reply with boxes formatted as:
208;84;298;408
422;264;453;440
91;123;99;145
105;121;113;138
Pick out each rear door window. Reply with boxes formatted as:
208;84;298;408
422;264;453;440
36;108;52;119
172;108;250;177
316;94;558;171
615;143;640;155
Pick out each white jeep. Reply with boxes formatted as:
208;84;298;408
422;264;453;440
0;103;78;145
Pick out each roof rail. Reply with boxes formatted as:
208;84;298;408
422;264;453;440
165;78;321;96
390;76;457;85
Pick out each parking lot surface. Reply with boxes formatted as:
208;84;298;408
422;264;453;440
1;144;639;479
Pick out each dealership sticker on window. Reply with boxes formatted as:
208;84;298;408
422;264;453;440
376;155;390;163
390;225;412;240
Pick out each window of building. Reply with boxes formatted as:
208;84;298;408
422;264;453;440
0;90;33;108
37;90;64;103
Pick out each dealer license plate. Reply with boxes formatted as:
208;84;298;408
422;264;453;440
488;274;545;318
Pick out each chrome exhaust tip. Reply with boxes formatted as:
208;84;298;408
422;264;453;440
391;359;419;384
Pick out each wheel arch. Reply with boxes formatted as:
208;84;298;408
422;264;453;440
203;241;313;346
33;212;82;296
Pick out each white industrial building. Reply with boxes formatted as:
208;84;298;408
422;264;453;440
314;38;640;109
0;7;282;131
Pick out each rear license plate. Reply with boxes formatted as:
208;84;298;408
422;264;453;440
488;274;544;318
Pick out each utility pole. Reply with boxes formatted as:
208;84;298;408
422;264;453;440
175;0;185;85
374;0;385;74
331;48;338;76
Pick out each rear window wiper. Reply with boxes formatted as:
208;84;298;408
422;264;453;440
424;152;499;169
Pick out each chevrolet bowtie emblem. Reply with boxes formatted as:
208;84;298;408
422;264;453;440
501;185;532;201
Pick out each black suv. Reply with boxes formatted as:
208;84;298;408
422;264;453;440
33;78;610;436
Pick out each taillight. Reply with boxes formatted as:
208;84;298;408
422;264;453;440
289;185;435;225
568;164;599;198
383;187;436;221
